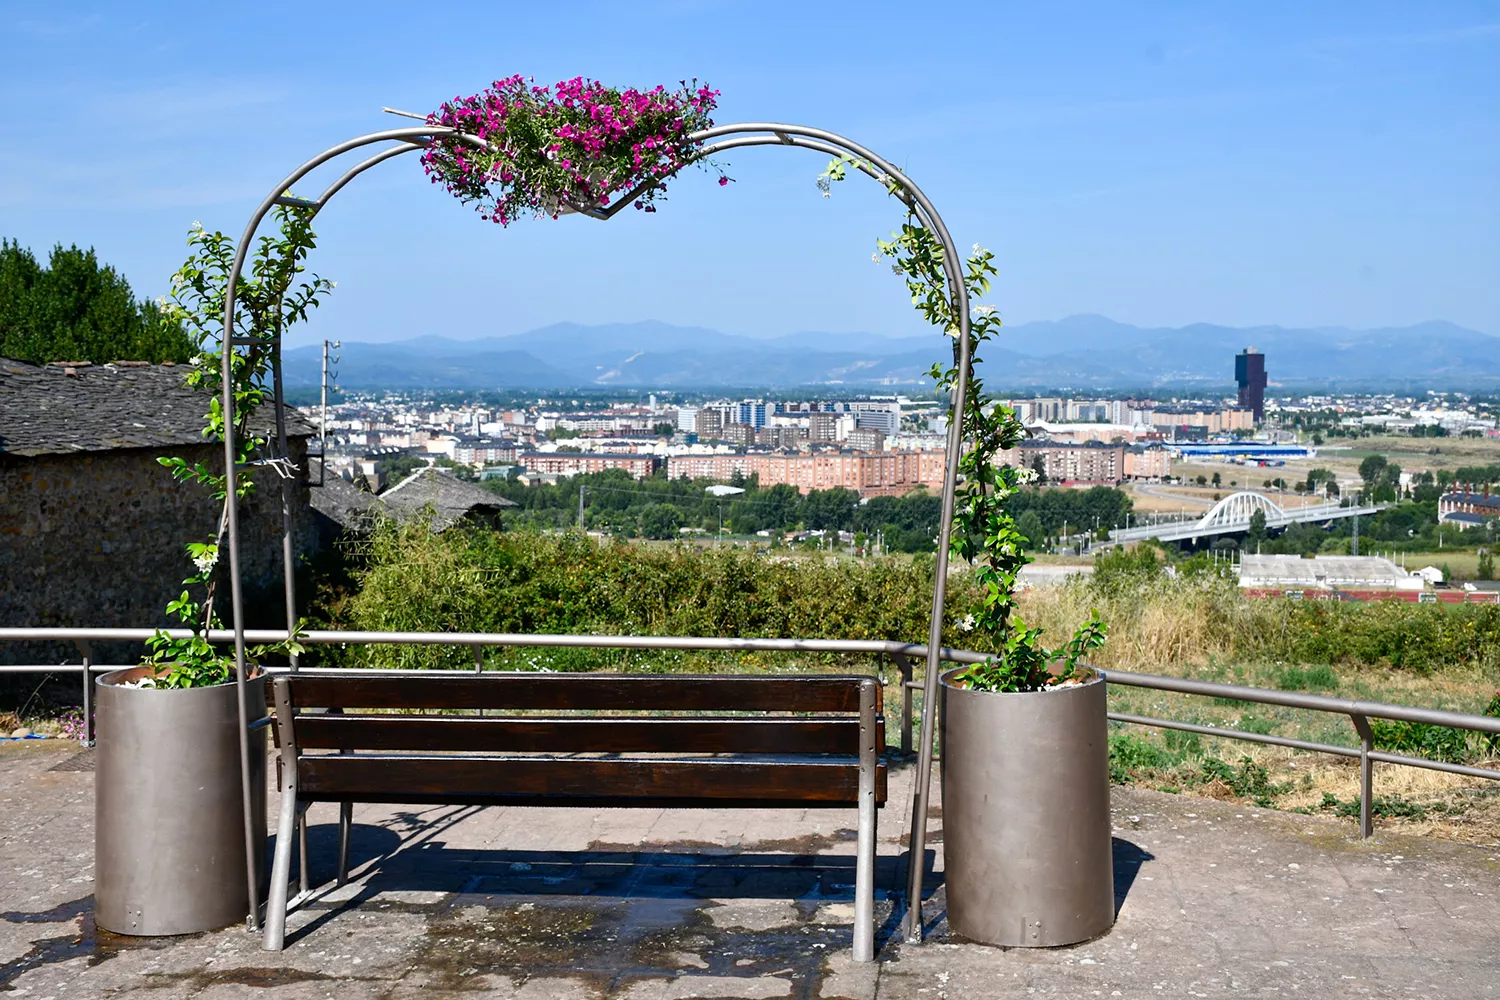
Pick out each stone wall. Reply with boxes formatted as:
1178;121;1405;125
0;440;316;666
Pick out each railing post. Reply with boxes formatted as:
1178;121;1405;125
854;677;879;962
76;640;95;748
1351;714;1374;838
892;653;914;754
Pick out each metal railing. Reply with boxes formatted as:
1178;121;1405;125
4;626;1500;842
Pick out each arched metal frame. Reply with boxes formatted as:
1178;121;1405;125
218;120;973;944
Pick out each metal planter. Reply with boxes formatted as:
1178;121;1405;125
95;667;266;936
939;666;1114;947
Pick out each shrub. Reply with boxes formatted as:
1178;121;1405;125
1108;731;1180;783
334;522;973;670
1274;664;1339;691
1199;755;1288;806
1368;720;1474;765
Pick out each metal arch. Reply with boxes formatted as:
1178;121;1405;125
217;124;486;931
217;119;973;943
1197;491;1287;529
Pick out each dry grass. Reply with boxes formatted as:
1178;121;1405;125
1010;581;1500;843
1017;577;1259;671
1148;737;1500;847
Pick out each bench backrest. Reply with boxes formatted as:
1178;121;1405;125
272;673;883;757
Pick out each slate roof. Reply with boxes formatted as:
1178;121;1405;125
0;357;315;457
307;460;381;530
375;467;518;531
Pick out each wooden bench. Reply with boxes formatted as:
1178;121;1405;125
263;672;887;959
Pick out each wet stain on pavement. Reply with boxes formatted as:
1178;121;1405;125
408;893;855;998
0;900;195;990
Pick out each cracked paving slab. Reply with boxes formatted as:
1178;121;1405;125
4;740;1500;998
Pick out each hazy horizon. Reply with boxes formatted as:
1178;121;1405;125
288;315;1498;348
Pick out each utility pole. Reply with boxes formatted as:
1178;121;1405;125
1351;514;1359;557
317;339;339;485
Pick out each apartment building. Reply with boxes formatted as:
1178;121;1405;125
518;452;660;479
1124;443;1172;479
452;439;518;468
998;440;1127;485
665;450;945;496
1150;407;1255;435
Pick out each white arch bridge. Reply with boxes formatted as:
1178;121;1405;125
1096;491;1387;549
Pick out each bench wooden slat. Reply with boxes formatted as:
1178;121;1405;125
295;755;887;805
295;715;883;755
281;674;865;713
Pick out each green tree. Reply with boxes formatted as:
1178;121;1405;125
1211;472;1222;488
638;503;683;540
1479;550;1494;582
801;487;860;532
1016;510;1046;551
1359;454;1388;487
0;239;192;363
1030;454;1047;485
1247;509;1268;545
1303;468;1342;498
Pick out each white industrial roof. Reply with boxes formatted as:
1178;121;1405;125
1238;554;1410;586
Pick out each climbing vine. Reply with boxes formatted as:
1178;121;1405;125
139;206;327;687
822;158;1106;692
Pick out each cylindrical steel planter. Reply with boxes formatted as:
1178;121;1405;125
95;667;266;936
940;666;1113;947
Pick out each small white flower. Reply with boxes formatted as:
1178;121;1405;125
972;243;981;253
891;264;903;275
192;545;219;574
821;188;831;198
871;253;880;263
1017;467;1038;484
973;305;997;317
958;614;976;632
190;354;206;367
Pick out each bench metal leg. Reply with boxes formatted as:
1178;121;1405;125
263;781;299;950
297;803;311;896
855;678;879;963
336;801;353;886
265;678;300;952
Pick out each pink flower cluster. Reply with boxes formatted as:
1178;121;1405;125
421;75;726;225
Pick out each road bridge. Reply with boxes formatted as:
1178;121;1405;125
1096;491;1386;549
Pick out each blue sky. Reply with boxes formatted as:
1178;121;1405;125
1;2;1496;348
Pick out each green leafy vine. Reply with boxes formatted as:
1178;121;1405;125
823;160;1107;693
139;205;330;688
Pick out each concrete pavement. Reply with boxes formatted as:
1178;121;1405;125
4;739;1499;998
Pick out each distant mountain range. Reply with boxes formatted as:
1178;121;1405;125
283;317;1500;392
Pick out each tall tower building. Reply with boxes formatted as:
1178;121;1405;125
1235;348;1267;422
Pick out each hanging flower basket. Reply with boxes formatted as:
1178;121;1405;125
421;75;728;224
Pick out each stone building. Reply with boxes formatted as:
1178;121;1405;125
0;358;317;665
